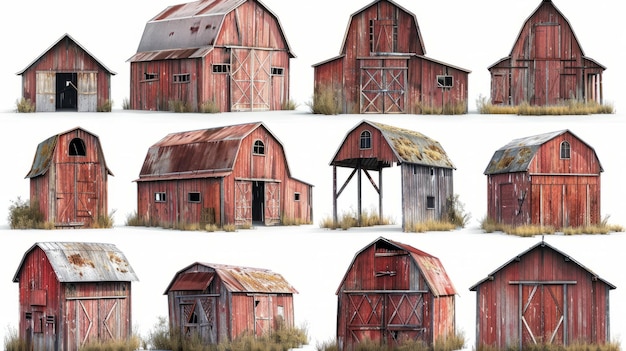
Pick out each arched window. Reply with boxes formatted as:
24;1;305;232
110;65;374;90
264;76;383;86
560;141;570;159
69;138;86;156
360;130;371;149
253;140;265;155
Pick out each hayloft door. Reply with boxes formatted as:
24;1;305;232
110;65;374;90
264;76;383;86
518;283;568;348
77;71;97;112
264;182;280;225
36;71;56;112
360;59;406;114
231;49;271;111
235;180;252;226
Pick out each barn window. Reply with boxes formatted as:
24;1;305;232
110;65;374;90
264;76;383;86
144;72;157;81
430;168;435;176
212;64;230;74
360;130;372;149
427;196;435;209
437;75;454;89
560;141;571;159
253;140;265;155
271;67;284;75
277;305;284;319
173;73;190;83
69;138;86;156
188;192;201;203
294;192;300;201
155;192;166;202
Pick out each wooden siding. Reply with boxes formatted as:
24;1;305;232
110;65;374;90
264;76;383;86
19;35;113;112
472;244;612;349
401;164;454;228
489;0;605;106
486;173;532;226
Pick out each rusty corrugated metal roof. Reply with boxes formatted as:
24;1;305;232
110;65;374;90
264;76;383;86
137;122;265;180
13;242;138;283
169;271;215;291
25;127;113;179
165;262;297;294
469;240;615;291
129;0;294;62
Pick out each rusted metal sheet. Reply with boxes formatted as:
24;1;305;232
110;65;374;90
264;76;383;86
25;127;112;227
165;262;296;344
336;237;456;350
313;0;469;114
489;0;605;106
470;241;615;349
485;130;602;228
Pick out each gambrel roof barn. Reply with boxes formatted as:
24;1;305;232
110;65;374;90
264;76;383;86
313;0;470;114
489;0;605;106
331;120;455;230
470;241;615;350
129;0;294;112
136;122;312;227
484;129;602;229
17;33;116;112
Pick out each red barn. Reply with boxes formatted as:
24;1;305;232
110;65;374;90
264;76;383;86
17;33;116;112
128;0;294;112
484;129;602;229
313;0;470;114
489;0;605;106
135;122;312;227
164;262;297;344
336;237;457;350
13;242;138;351
25;127;113;228
470;241;615;349
331;120;455;230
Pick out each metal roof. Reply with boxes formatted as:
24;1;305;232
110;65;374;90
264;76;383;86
469;240;616;291
337;237;457;297
165;262;298;294
331;120;455;170
17;33;116;75
129;0;294;62
25;126;113;179
483;129;603;175
13;242;138;283
137;121;277;181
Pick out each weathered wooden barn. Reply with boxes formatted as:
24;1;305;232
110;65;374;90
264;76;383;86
336;237;457;350
135;122;312;227
17;33;116;112
25;127;113;228
128;0;294;112
164;262;297;344
489;0;605;106
12;242;138;351
330;120;455;230
484;129;602;229
470;240;615;349
312;0;470;114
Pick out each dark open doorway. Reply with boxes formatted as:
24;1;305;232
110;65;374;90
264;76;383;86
56;72;78;110
252;181;265;223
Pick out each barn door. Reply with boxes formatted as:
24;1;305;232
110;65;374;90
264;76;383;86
386;294;426;346
231;49;271;111
180;296;217;344
360;60;406;113
346;293;384;344
68;297;128;350
235;180;252;226
36;71;56;112
254;295;272;337
56;163;97;226
519;283;567;347
264;182;280;225
499;183;516;223
78;71;97;112
491;73;508;105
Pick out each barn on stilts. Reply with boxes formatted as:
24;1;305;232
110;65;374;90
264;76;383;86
336;236;457;350
470;240;615;349
13;242;138;351
489;0;606;106
330;120;455;230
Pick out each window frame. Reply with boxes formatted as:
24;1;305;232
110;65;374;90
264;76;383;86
143;72;158;81
437;75;454;89
155;192;167;203
426;196;435;210
188;192;201;203
294;192;301;201
253;140;265;155
173;73;191;83
360;130;372;149
560;140;571;159
212;64;231;74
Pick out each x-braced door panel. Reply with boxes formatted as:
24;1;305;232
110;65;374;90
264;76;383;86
235;180;252;226
264;182;280;225
231;49;271;111
360;66;406;113
520;284;566;346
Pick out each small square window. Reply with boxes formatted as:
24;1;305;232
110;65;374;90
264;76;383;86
212;64;230;74
188;192;201;203
155;192;166;202
437;75;453;89
294;192;301;201
271;67;284;75
426;196;435;209
173;73;190;83
144;72;157;80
